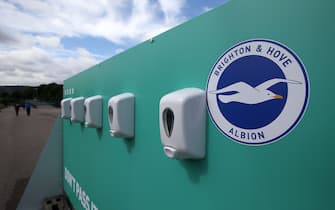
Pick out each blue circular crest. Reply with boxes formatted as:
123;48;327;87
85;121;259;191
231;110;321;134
206;39;309;145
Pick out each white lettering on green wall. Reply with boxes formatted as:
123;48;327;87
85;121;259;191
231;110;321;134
64;167;98;210
64;88;75;96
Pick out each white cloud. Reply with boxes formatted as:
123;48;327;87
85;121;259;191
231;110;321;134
0;0;186;44
0;47;98;85
114;48;125;55
158;0;186;23
202;6;213;12
35;36;61;48
0;0;188;85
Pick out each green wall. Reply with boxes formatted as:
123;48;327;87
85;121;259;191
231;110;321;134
63;0;335;209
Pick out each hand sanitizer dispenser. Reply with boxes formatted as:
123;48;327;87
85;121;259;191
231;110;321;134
159;88;206;159
108;93;135;138
61;98;72;119
70;97;85;123
84;95;103;128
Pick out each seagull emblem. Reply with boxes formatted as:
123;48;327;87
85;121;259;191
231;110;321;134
210;78;302;104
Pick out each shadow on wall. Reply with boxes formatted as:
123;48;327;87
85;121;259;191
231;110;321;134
96;128;103;140
123;138;135;153
179;117;211;183
179;157;209;183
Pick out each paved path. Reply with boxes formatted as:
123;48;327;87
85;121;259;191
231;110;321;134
0;106;59;210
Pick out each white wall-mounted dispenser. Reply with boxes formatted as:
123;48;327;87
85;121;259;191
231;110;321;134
159;88;206;159
84;95;103;128
70;97;85;123
61;98;72;119
108;93;135;138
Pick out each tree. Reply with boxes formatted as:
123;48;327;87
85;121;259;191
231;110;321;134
0;92;10;106
37;83;63;106
23;87;37;99
11;90;23;100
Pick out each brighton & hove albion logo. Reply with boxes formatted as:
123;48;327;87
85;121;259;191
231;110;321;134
206;39;309;145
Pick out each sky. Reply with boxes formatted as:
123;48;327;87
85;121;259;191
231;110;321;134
0;0;227;86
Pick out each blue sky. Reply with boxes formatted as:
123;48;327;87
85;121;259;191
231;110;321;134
0;0;228;85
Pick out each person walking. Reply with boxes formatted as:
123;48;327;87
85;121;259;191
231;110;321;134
14;104;20;116
25;102;31;116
